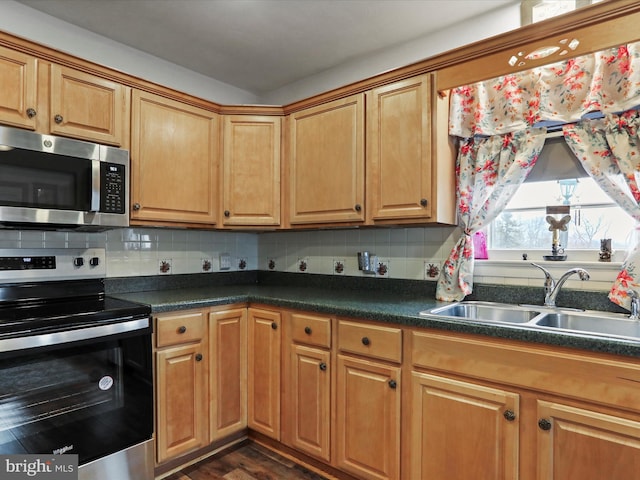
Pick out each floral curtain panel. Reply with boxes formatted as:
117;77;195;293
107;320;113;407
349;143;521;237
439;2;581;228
449;42;640;137
564;110;640;310
435;129;546;302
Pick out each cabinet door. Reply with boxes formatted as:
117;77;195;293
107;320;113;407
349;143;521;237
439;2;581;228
222;115;281;226
247;307;281;440
367;75;432;222
156;342;208;463
0;46;37;130
289;344;331;462
50;64;127;145
209;308;247;441
131;90;218;226
537;400;640;479
410;372;519;480
289;94;365;225
336;354;400;480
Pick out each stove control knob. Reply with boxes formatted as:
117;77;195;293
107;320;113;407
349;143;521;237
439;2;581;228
73;257;84;267
89;257;100;267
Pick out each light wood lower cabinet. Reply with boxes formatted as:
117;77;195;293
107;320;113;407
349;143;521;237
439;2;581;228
409;372;519;480
155;310;208;464
537;400;640;479
209;307;247;442
335;320;402;480
247;307;281;439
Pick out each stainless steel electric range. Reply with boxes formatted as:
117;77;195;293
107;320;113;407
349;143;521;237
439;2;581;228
0;248;153;480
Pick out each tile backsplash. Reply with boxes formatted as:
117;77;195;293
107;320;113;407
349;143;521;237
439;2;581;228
0;226;622;292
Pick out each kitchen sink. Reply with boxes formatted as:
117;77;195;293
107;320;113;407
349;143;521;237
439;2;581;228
424;301;542;324
422;301;640;341
534;311;640;340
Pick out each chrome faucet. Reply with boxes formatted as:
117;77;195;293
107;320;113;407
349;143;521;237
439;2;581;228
531;263;590;307
629;291;640;320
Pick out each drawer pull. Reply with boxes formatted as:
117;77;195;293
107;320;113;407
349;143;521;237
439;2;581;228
195;353;203;362
319;362;327;371
388;379;397;389
538;418;552;431
27;108;37;118
304;326;312;335
178;326;187;334
361;336;370;346
503;410;516;422
271;322;278;330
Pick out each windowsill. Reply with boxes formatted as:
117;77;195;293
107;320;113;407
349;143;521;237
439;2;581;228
473;250;623;291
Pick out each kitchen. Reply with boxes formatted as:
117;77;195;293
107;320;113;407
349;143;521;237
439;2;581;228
0;1;639;479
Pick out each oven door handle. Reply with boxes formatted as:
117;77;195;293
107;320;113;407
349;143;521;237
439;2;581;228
0;316;150;353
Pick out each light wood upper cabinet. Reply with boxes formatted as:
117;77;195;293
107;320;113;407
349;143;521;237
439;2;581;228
288;94;365;225
0;46;37;130
222;115;281;226
410;372;519;480
0;46;127;146
131;90;218;226
209;307;247;442
49;65;127;146
367;74;433;222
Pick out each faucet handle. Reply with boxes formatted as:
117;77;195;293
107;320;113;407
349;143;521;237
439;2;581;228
531;263;554;289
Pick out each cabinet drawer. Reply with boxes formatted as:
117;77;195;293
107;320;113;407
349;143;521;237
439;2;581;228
338;319;402;363
156;310;206;347
291;312;331;348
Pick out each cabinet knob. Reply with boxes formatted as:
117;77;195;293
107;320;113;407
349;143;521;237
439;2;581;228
271;322;278;330
420;198;428;207
304;326;312;335
319;362;327;371
26;108;37;118
388;379;397;389
361;336;370;346
538;418;552;431
54;114;63;124
178;326;187;334
133;203;141;211
195;353;203;362
354;204;362;212
224;210;230;217
503;410;516;422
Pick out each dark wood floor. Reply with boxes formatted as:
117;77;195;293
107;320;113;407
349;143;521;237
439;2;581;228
163;442;329;480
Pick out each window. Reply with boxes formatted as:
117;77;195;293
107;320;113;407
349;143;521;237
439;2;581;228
487;135;637;254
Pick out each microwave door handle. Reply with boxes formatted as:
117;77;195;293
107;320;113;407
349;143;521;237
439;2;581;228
90;160;101;212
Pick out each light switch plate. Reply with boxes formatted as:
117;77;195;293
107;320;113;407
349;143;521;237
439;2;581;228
219;253;231;270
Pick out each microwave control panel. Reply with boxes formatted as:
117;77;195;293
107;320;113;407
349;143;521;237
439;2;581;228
100;162;126;214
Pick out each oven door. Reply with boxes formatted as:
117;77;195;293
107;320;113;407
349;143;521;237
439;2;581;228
0;324;153;467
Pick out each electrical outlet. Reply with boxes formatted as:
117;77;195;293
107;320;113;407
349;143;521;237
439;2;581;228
219;253;231;270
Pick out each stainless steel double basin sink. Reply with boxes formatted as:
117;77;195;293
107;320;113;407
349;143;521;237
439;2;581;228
420;301;640;341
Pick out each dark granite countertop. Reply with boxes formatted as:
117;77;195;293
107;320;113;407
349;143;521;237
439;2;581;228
109;272;640;359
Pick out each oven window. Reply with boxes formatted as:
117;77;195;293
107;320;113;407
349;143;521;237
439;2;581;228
0;149;91;210
0;334;152;465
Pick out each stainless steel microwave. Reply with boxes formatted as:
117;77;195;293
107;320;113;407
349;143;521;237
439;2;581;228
0;126;129;230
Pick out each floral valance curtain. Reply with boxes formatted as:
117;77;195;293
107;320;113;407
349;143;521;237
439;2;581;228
439;41;640;305
435;129;546;302
449;42;640;138
563;110;640;311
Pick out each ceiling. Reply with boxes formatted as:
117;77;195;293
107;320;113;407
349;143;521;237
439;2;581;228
16;0;518;95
